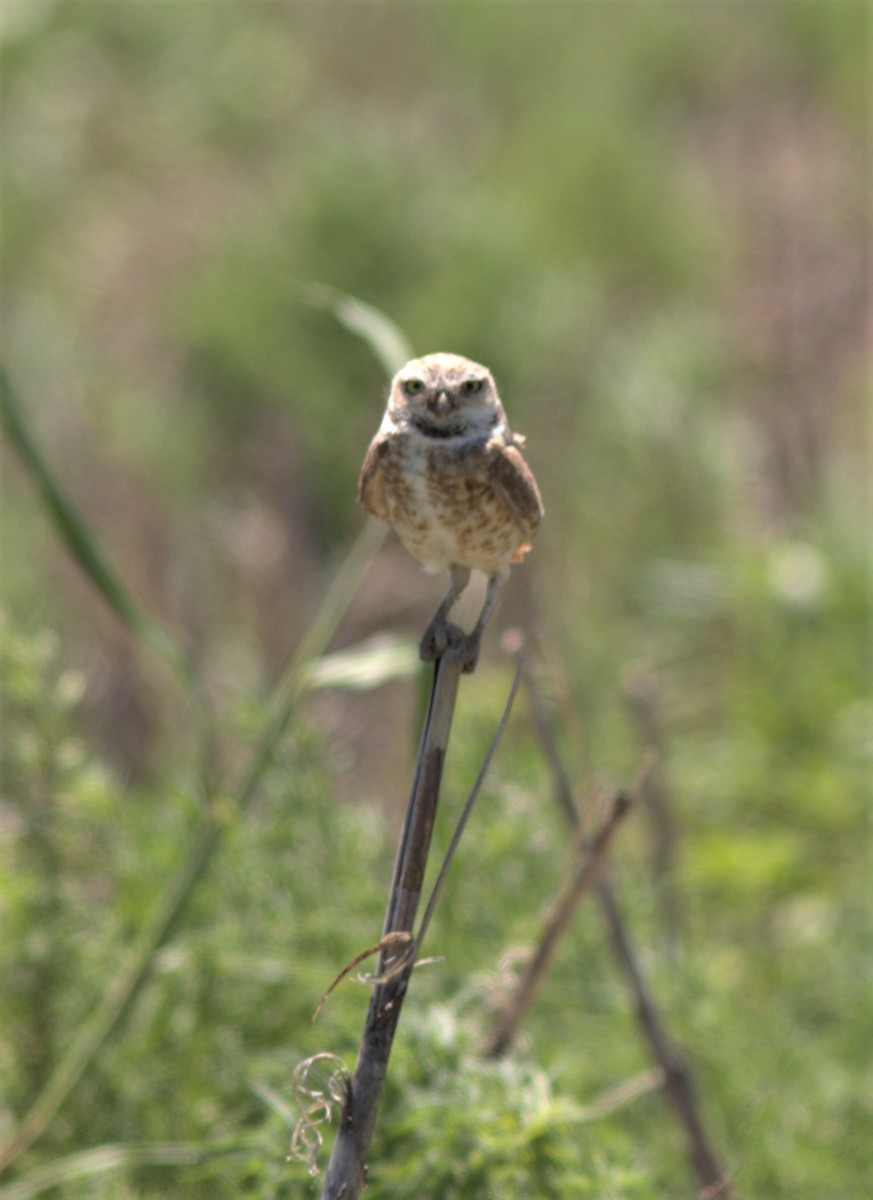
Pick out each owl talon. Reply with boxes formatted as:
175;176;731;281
419;618;464;663
445;632;482;674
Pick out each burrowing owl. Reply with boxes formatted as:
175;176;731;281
358;353;544;673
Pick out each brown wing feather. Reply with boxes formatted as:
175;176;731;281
357;435;391;520
486;441;544;552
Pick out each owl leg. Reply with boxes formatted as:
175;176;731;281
420;563;472;664
446;567;506;674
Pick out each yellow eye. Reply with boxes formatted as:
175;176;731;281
462;379;484;395
403;378;424;396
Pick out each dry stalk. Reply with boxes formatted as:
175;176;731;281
523;663;734;1199
483;788;634;1058
596;883;731;1196
623;665;682;945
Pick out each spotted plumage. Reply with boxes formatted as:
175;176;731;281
358;353;543;672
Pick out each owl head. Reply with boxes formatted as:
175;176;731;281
385;353;506;438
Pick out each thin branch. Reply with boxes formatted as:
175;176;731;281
355;656;527;990
309;657;524;1191
414;654;526;953
596;882;730;1195
523;664;733;1199
483;788;634;1058
622;665;682;944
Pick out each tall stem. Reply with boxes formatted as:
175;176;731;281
320;657;463;1199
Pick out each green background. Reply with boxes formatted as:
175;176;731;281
1;2;869;1197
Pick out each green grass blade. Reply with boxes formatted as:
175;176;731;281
233;516;387;811
0;1140;251;1200
0;297;404;1168
301;285;414;376
0;366;194;690
0;519;386;1173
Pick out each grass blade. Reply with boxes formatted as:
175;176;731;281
0;519;386;1173
0;366;194;691
0;299;403;1170
301;286;414;376
0;1140;249;1200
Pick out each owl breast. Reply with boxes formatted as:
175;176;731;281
379;433;528;573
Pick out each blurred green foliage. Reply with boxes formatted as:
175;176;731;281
1;1;870;1198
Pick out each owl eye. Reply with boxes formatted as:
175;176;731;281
403;378;425;396
462;379;484;395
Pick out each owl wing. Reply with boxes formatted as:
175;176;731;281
357;434;391;520
485;441;544;553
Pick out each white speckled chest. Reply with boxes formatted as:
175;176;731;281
377;430;529;574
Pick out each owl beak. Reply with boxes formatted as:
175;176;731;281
432;390;451;417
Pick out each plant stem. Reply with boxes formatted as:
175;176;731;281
483;790;633;1058
623;667;681;947
320;655;463;1200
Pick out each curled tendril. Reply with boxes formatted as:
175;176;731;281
288;1053;351;1177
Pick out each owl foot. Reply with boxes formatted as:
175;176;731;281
419;617;465;664
444;631;482;674
420;619;481;673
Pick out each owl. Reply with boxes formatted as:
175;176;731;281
358;353;543;673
